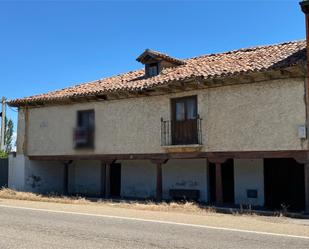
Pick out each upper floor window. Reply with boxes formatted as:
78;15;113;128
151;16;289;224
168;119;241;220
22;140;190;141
146;63;159;77
171;96;198;145
173;96;197;121
74;110;95;149
77;110;95;129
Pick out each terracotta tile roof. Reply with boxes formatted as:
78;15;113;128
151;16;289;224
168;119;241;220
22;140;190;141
9;40;306;107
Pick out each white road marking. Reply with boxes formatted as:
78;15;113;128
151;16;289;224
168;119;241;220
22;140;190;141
0;203;308;240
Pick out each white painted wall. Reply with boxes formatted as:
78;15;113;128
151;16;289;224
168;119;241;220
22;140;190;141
8;154;25;191
234;159;264;206
120;160;156;199
9;155;102;196
163;159;208;202
69;160;102;196
120;159;208;201
24;160;64;194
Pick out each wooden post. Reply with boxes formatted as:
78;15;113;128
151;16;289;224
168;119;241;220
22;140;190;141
151;159;168;201
305;163;309;213
208;158;227;205
100;163;106;197
63;162;70;195
101;159;116;198
215;162;223;204
156;163;163;201
105;163;111;198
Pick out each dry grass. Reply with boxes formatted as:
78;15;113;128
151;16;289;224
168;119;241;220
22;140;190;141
0;188;89;205
0;188;215;214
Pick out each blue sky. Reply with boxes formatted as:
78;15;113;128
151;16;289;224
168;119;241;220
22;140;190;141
0;0;305;129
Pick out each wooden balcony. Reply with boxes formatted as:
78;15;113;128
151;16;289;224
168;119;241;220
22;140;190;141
161;117;203;152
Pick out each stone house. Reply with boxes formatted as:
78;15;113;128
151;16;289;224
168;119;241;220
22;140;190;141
7;39;309;212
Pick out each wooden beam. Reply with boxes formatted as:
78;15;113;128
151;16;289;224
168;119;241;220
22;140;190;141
23;107;29;155
28;150;309;162
215;162;223;205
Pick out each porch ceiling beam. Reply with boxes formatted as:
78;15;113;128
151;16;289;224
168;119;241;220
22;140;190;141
27;150;309;161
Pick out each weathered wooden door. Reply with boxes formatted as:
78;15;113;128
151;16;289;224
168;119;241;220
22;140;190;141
171;96;198;145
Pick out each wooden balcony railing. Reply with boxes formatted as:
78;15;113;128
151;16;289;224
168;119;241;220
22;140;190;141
161;116;202;146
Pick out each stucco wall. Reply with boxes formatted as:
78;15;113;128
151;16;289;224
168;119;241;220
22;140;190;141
9;154;65;194
206;79;307;151
69;160;102;196
120;159;208;201
8;154;25;191
163;159;208;202
120;160;156;199
234;159;264;206
16;78;307;155
9;155;102;196
24;159;65;194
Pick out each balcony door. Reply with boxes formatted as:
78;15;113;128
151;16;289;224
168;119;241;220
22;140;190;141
171;96;198;145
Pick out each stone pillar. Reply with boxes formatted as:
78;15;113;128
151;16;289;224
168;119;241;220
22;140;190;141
215;162;223;204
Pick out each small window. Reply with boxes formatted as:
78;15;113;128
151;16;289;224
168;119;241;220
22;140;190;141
146;63;159;77
77;110;94;129
74;110;95;149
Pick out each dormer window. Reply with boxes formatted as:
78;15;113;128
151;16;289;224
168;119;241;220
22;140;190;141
136;49;186;78
146;63;159;77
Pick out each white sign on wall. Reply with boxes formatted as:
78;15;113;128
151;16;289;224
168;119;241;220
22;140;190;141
298;125;307;139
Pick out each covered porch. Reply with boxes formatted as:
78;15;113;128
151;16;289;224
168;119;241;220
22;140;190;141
9;150;309;213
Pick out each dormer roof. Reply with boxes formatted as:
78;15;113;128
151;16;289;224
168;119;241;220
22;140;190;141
136;49;186;66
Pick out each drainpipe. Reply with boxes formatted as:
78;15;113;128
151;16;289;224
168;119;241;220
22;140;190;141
300;0;309;213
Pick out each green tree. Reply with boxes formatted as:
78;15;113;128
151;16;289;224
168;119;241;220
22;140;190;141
3;117;14;153
0;150;7;158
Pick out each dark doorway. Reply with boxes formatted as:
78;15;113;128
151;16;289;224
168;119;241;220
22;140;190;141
209;159;235;204
264;158;305;211
0;159;8;187
171;96;198;145
110;163;121;198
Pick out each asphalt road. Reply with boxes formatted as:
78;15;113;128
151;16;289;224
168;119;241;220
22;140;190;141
0;206;308;249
